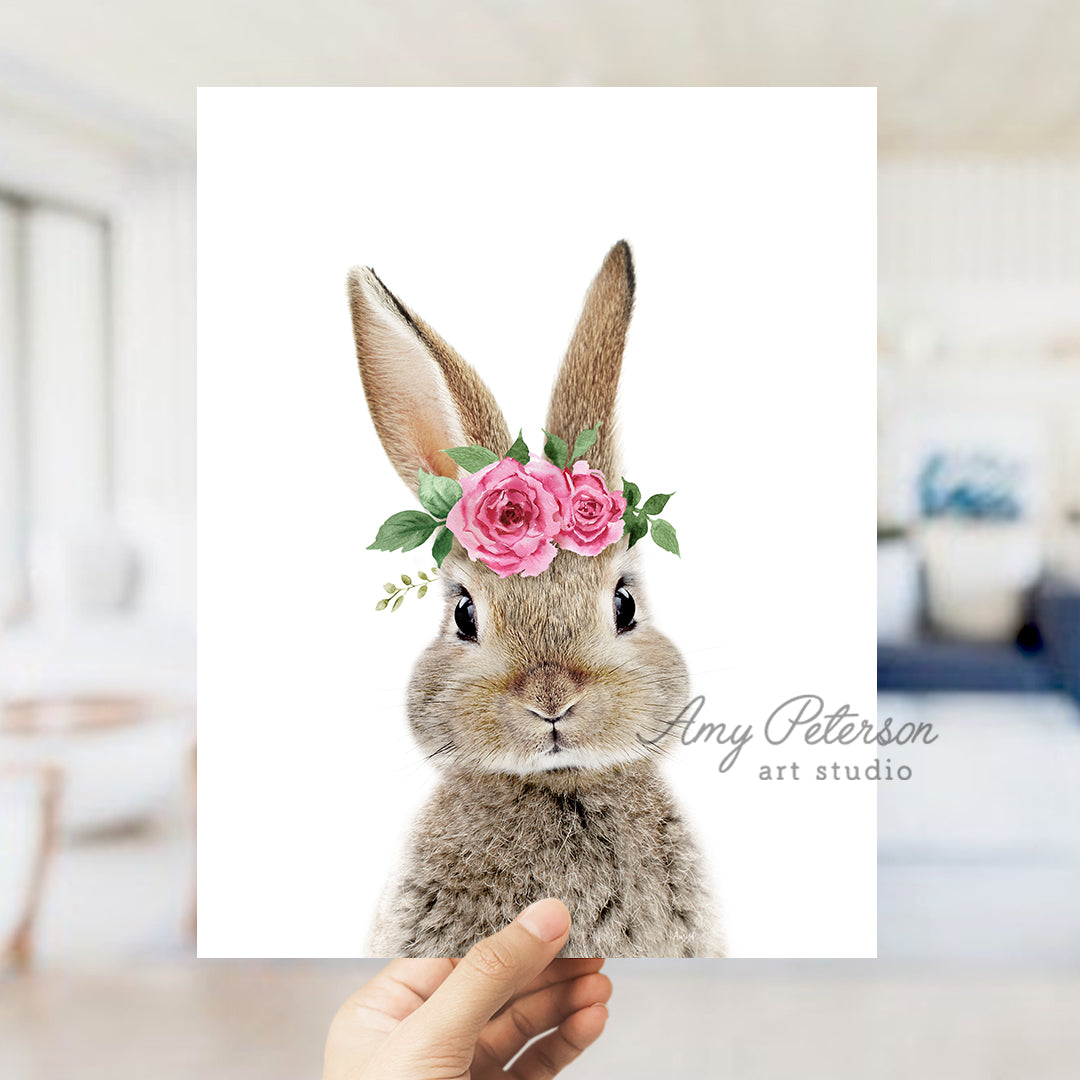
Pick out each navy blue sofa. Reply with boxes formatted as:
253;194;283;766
878;577;1080;702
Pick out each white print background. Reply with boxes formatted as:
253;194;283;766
197;87;877;958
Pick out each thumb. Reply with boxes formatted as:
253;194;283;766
407;899;571;1050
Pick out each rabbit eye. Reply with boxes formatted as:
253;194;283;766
614;582;636;633
455;592;478;641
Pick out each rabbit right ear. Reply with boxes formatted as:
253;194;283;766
347;267;512;496
545;241;635;483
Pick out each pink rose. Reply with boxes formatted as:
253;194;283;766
446;457;571;577
556;461;627;556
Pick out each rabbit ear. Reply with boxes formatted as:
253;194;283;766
545;240;635;482
347;267;512;495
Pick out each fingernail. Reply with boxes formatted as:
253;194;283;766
518;898;570;942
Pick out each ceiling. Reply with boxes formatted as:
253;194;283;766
0;0;1079;155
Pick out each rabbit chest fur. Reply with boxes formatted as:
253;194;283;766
371;763;721;958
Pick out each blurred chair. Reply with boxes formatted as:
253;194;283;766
27;521;139;622
2;517;194;700
0;516;195;964
0;766;61;973
0;520;195;837
0;696;191;836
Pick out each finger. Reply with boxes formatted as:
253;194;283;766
477;971;612;1064
449;955;604;981
508;1004;609;1080
338;958;455;1031
373;958;457;1008
407;898;571;1049
491;957;605;1018
324;958;456;1079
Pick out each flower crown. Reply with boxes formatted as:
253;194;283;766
370;425;678;609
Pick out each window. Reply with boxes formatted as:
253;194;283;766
0;193;113;620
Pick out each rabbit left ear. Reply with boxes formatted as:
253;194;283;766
545;241;635;482
347;266;512;496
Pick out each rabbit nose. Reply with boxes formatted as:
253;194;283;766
525;701;580;724
511;661;587;722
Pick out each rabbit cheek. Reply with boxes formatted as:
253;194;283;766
405;642;485;761
622;635;691;753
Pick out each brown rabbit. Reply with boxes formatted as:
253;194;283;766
347;241;722;957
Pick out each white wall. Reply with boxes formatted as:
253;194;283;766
112;163;196;619
878;159;1080;536
0;202;22;619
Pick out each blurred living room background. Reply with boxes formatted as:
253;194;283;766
876;162;1080;963
0;42;196;974
1;1;1079;1078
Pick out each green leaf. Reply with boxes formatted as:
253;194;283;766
621;479;641;509
416;584;428;599
418;572;430;582
642;492;674;516
626;512;650;549
442;445;499;473
650;518;680;556
391;593;404;611
417;469;463;518
506;429;530;466
570;424;600;465
400;573;412;586
542;429;569;470
431;526;453;568
375;598;389;611
368;511;440;553
383;582;398;595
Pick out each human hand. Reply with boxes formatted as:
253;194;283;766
323;899;610;1079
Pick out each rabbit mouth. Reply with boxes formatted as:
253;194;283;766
529;733;623;771
526;744;620;773
535;745;580;770
501;737;642;775
531;724;574;761
480;702;650;774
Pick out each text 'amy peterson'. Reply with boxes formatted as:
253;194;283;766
639;693;938;774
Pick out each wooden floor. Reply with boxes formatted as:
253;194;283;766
3;960;1079;1079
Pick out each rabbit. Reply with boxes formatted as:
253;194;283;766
347;240;723;958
